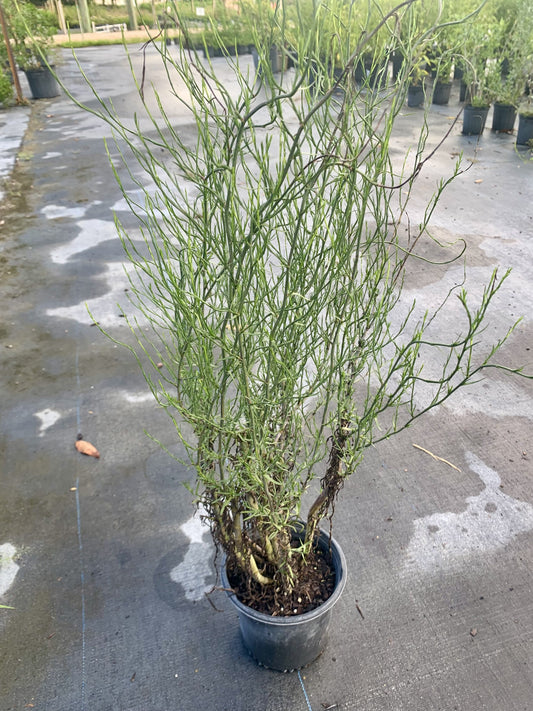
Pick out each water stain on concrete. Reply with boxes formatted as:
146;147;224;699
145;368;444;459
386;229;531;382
50;218;118;264
0;544;19;599
35;408;62;437
169;507;213;601
403;451;533;575
41;203;88;221
46;261;135;326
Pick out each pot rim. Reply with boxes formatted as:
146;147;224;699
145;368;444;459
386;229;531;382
221;529;347;627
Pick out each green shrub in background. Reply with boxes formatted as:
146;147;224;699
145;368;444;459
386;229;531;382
2;0;57;70
61;4;130;29
0;69;13;105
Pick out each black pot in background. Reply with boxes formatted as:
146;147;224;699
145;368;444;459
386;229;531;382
24;66;59;99
221;527;347;672
492;103;517;132
516;113;533;146
392;51;403;81
252;45;286;78
462;104;490;135
203;46;223;58
407;83;425;107
366;60;389;90
354;59;366;84
432;81;451;105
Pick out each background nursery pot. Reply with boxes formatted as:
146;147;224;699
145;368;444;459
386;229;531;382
24;65;59;99
516;112;533;145
221;527;347;672
407;83;425;107
432;80;452;105
462;103;490;135
491;102;517;132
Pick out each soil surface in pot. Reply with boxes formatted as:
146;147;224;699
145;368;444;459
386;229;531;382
226;545;336;616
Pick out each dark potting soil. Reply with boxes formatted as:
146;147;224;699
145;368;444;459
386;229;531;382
226;546;336;617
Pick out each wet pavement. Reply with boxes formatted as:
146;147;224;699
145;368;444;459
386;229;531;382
1;44;533;711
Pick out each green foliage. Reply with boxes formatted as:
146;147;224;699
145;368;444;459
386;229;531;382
456;0;533;107
61;4;130;30
0;70;13;105
2;0;57;70
67;0;529;600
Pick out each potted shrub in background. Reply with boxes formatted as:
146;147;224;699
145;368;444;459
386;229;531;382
407;55;428;107
516;95;533;146
429;48;454;104
3;0;59;99
486;10;526;132
67;0;531;671
241;0;288;76
462;96;491;135
426;10;459;106
511;1;533;145
458;4;498;135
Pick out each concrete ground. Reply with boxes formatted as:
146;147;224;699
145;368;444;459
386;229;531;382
1;44;532;711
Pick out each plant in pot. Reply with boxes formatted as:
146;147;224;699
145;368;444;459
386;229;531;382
513;2;533;145
426;10;459;106
429;50;453;104
406;54;429;107
488;60;524;133
3;0;59;99
517;93;533;146
68;0;530;671
241;0;287;77
355;0;397;91
458;9;499;135
484;10;524;132
461;60;494;136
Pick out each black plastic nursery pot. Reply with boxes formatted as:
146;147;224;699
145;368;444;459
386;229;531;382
462;104;489;135
407;84;425;107
221;528;347;672
492;103;517;132
432;81;451;105
252;46;286;76
366;60;389;90
516;113;533;146
24;66;60;99
391;51;403;80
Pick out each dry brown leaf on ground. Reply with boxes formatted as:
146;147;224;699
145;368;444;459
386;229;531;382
75;439;100;458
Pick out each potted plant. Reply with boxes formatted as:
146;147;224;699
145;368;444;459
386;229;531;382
426;14;458;106
511;1;533;144
68;0;530;671
241;0;287;77
462;96;491;135
2;0;59;99
488;60;522;132
517;89;533;146
429;51;453;104
407;54;428;107
484;13;523;131
458;7;500;135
